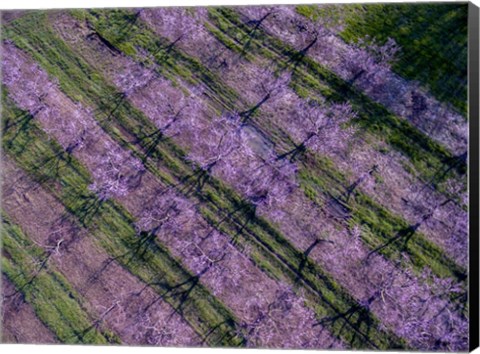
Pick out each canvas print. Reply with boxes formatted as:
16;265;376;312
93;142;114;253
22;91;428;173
0;2;475;351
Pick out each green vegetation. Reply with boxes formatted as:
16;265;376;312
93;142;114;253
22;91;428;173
297;3;468;115
203;8;466;281
2;215;120;344
2;12;409;348
298;153;466;284
1;94;245;347
206;7;466;187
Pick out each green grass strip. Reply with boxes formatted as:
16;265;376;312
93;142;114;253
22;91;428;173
1;215;121;344
296;3;468;115
298;155;467;285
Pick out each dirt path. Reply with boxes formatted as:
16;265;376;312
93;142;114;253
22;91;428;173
1;158;201;346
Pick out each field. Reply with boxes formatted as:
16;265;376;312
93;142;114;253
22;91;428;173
0;3;469;351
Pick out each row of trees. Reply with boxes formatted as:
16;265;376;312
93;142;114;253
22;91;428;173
246;5;467;154
3;41;147;202
2;41;56;115
87;140;145;201
319;224;467;351
133;186;340;348
186;110;298;211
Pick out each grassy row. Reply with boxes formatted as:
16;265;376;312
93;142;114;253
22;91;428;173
1;93;245;347
75;9;242;114
1;215;121;344
296;3;468;115
298;156;467;284
2;11;407;349
206;7;467;187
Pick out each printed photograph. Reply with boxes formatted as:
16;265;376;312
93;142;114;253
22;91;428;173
0;2;473;351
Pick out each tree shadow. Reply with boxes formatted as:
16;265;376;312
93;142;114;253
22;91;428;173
86;31;122;56
365;221;422;261
201;318;241;346
285;37;318;74
239;93;271;123
136;128;164;163
143;267;209;317
3;110;38;154
347;69;366;86
421;151;467;194
108;10;143;46
239;12;273;58
6;250;53;299
80;256;118;296
75;194;105;226
75;323;98;343
163;35;184;55
75;304;118;344
128;230;159;263
97;92;127;122
340;165;378;203
325;194;351;220
3;109;33;136
152;265;243;346
31;150;73;185
294;238;333;285
176;166;214;196
230;204;257;246
148;41;177;67
314;296;378;349
135;109;184;163
276;141;307;162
